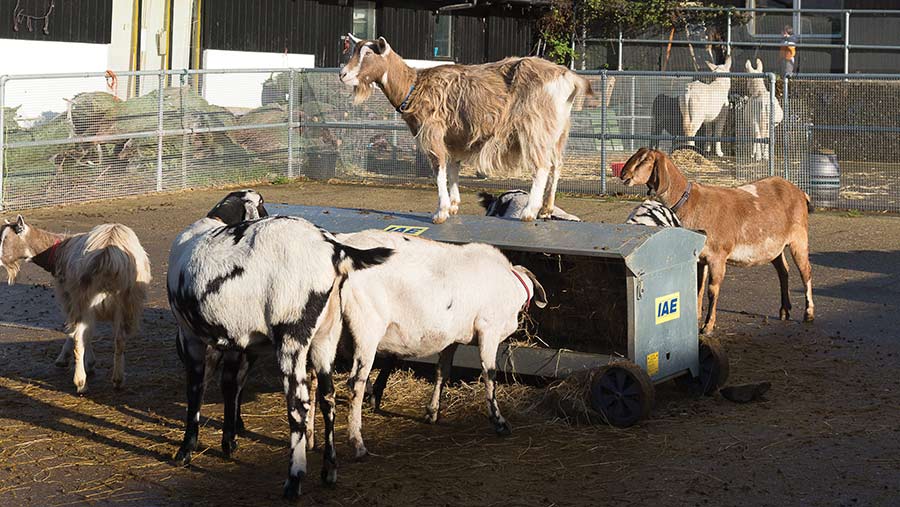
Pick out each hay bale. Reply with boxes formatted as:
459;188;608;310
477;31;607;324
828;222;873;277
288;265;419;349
67;91;119;136
230;105;289;160
670;148;721;174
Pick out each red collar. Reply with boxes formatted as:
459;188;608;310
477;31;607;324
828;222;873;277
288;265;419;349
47;240;61;273
511;269;531;311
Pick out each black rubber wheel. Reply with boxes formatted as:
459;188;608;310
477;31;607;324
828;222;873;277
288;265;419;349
589;360;655;428
677;336;730;396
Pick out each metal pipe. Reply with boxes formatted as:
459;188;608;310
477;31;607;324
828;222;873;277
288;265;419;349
618;31;623;70
844;11;850;74
768;72;775;176
287;69;295;178
782;74;790;180
192;0;203;90
600;70;607;195
156;71;164;192
0;76;5;211
629;76;635;151
726;11;732;57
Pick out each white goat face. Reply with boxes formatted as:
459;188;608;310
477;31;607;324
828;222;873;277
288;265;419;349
0;216;30;284
706;56;732;73
745;58;763;73
339;34;392;94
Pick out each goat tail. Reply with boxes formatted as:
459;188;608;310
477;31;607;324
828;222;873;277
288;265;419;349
320;230;393;276
78;244;139;294
805;192;814;214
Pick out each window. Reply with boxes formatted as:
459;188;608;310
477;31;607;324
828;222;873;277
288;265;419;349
434;15;452;59
353;1;376;40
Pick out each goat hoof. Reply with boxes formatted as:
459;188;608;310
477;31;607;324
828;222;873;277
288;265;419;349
424;409;439;424
221;437;238;458
804;312;814;323
700;325;715;336
520;212;537;222
282;478;301;500
321;462;338;486
352;445;369;461
174;448;193;467
493;420;512;436
779;309;790;321
236;416;246;434
449;204;459;215
432;211;449;224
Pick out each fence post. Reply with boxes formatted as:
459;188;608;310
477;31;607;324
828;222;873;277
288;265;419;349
617;32;624;71
288;69;295;178
0;76;5;211
726;10;732;57
156;71;164;192
768;72;776;177
782;74;790;181
844;11;850;74
600;70;607;195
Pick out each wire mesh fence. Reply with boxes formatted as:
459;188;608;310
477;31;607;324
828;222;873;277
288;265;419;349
1;67;899;212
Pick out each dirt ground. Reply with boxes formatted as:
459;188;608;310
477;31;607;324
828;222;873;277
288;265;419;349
1;181;899;506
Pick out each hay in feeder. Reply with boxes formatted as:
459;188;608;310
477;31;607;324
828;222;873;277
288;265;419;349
670;148;721;175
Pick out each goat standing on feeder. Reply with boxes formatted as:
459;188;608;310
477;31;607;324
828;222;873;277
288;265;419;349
339;34;592;224
1;216;150;393
619;148;813;334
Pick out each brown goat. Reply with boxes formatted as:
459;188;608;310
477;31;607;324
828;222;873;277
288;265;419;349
339;34;592;223
1;216;151;392
619;148;814;333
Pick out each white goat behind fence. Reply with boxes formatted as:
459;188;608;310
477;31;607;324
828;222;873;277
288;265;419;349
680;57;732;157
1;216;150;393
744;59;784;161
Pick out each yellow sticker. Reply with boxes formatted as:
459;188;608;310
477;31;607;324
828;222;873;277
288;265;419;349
384;225;429;236
655;291;681;324
646;352;660;376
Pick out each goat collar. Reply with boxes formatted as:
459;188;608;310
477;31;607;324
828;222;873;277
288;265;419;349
46;239;62;275
669;182;693;213
396;84;415;113
511;269;531;311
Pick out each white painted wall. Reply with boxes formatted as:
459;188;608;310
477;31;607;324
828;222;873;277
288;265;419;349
1;39;110;119
202;50;315;110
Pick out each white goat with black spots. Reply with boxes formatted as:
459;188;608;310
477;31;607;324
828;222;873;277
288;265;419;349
478;190;581;221
1;216;150;393
167;191;392;499
333;229;546;459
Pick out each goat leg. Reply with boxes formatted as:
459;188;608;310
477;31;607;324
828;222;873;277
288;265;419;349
772;252;792;320
175;337;208;466
426;344;458;424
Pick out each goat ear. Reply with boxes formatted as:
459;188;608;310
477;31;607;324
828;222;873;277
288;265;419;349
745;59;753;72
755;58;763;73
513;265;547;309
13;215;27;234
376;37;392;55
347;33;362;44
652;151;669;197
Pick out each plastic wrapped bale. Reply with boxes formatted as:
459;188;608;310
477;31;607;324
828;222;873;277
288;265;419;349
364;133;432;178
229;105;291;162
66;91;119;136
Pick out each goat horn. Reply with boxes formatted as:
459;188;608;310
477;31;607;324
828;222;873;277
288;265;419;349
347;33;362;44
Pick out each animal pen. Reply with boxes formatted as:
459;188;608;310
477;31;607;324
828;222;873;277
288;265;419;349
269;204;725;428
1;67;900;212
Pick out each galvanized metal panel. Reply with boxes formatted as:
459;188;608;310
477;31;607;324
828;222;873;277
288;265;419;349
267;204;706;277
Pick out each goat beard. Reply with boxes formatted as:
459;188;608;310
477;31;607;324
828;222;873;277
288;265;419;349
2;262;20;285
352;81;374;105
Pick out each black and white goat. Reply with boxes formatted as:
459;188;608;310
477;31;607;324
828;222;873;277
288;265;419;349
333;229;546;459
167;190;392;499
1;216;150;393
625;200;682;227
478;190;581;221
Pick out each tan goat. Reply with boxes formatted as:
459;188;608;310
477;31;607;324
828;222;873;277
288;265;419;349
1;216;151;392
339;34;592;223
619;148;814;333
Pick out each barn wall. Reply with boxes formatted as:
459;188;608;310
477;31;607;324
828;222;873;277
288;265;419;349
0;0;113;44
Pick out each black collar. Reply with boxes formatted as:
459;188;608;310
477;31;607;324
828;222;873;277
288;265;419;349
396;84;415;113
670;182;693;213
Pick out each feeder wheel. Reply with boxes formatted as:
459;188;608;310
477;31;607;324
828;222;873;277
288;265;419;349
589;360;655;428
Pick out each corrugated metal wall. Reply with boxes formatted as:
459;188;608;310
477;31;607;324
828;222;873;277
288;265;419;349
0;0;112;44
203;0;351;67
202;0;536;67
